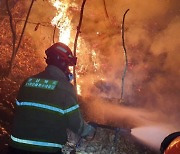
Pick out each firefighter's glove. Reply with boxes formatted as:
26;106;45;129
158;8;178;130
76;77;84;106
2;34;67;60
88;122;98;129
81;124;96;140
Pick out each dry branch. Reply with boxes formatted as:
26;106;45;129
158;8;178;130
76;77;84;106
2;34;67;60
120;9;130;101
52;20;61;44
14;0;35;56
6;0;35;76
6;0;16;62
103;0;109;18
114;10;130;142
73;0;87;93
52;26;56;44
0;15;52;27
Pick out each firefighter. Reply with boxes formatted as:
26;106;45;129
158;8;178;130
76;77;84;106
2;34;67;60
8;42;95;154
160;131;180;154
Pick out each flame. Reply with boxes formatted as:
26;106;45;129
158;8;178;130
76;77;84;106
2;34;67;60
50;0;82;95
50;0;71;45
92;50;100;71
77;84;82;95
50;0;102;96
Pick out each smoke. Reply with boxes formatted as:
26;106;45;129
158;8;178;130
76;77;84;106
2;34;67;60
22;0;179;138
51;1;180;139
74;0;180;128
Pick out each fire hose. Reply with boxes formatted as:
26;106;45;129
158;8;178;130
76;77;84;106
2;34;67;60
89;122;131;139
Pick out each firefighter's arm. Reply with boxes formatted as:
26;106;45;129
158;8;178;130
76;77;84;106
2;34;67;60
64;94;95;137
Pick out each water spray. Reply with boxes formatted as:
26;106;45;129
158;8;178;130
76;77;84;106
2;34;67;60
130;124;180;153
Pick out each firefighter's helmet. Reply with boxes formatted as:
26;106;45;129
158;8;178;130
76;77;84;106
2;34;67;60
160;132;180;154
45;42;77;66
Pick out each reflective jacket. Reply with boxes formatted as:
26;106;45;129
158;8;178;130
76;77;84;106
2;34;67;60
10;65;85;153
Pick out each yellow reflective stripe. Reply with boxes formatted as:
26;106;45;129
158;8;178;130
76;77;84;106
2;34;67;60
11;135;63;148
16;100;79;114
